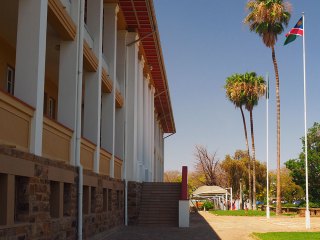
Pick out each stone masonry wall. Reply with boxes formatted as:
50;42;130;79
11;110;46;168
82;171;124;239
127;181;142;225
0;147;124;240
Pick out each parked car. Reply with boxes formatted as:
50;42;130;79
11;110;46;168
293;200;301;205
256;201;264;205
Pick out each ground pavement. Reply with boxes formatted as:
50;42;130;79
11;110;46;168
103;211;320;240
201;211;320;240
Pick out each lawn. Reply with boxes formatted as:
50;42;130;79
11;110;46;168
209;210;275;216
252;232;320;240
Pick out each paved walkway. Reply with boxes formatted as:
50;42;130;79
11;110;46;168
201;211;320;240
103;212;320;240
103;213;220;240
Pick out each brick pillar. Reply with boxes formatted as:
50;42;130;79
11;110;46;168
181;166;188;200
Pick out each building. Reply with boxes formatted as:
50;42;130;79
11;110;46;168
0;0;175;238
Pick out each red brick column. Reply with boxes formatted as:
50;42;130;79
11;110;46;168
181;166;188;200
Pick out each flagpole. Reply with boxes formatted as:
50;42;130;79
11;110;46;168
302;12;310;229
266;73;270;219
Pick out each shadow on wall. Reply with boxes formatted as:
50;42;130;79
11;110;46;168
103;212;221;240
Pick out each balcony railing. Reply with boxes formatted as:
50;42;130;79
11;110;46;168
114;156;123;179
100;148;111;176
80;137;96;171
0;90;34;152
42;117;73;163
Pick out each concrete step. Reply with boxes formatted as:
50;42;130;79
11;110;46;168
137;182;180;226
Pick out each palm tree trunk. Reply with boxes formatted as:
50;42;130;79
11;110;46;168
272;46;282;215
240;105;252;209
249;109;256;210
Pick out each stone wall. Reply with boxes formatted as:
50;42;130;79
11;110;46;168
0;147;124;240
127;181;142;225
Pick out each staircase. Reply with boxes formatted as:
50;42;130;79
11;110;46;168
138;182;181;226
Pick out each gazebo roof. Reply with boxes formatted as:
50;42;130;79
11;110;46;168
192;185;228;198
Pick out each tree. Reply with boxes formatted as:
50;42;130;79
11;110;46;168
225;73;252;209
242;72;266;210
164;170;182;183
194;145;226;187
221;150;267;203
285;122;320;201
244;0;291;215
269;168;304;203
221;150;247;197
188;171;206;195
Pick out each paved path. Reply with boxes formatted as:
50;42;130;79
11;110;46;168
103;213;220;240
201;211;320;240
103;212;320;240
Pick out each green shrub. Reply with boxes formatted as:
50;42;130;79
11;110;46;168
299;201;320;208
281;203;296;208
203;201;213;210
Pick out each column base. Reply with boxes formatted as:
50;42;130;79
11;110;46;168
179;200;189;228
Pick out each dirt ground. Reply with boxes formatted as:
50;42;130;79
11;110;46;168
103;211;320;240
200;211;320;240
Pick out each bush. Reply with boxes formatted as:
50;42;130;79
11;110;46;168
299;201;320;208
203;201;213;210
282;203;296;208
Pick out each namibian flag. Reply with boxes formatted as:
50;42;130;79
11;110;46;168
284;17;303;45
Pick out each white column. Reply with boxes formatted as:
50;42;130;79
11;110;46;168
115;30;127;160
15;0;48;155
143;76;150;181
101;3;119;177
156;122;159;181
147;84;152;181
150;87;155;181
57;0;83;166
125;32;139;181
83;0;103;173
160;128;164;181
137;57;145;182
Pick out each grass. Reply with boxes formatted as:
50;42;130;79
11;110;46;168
252;232;320;240
209;210;276;216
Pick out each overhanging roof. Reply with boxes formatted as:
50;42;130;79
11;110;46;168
118;0;175;133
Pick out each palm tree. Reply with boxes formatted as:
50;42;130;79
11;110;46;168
242;72;266;210
225;74;252;209
244;0;291;215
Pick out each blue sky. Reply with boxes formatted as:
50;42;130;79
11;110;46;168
153;1;320;171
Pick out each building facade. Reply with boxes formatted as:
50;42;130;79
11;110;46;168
0;0;175;238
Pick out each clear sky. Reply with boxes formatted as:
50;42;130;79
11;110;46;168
153;0;320;172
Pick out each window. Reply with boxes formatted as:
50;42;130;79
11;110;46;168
50;181;60;218
15;176;29;223
6;66;15;95
84;0;88;24
91;187;96;213
103;188;107;212
48;97;56;119
0;174;6;225
108;189;112;211
63;183;71;217
120;190;123;209
116;190;120;209
43;92;48;115
83;186;89;215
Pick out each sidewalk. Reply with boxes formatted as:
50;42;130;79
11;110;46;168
103;212;220;240
200;211;320;240
103;211;320;240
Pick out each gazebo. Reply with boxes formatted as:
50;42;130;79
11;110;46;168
191;185;230;210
